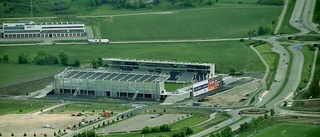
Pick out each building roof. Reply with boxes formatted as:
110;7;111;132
55;69;169;83
103;58;214;66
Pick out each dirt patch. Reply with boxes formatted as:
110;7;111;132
0;113;99;136
201;78;261;107
96;114;188;134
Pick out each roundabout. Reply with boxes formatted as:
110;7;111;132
239;108;269;115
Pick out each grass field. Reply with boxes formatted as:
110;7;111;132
0;63;64;84
0;99;54;116
297;45;314;90
254;123;320;137
100;5;282;41
255;43;279;89
0;41;265;85
278;0;300;34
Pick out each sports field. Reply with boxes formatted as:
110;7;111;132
100;5;282;41
254;123;320;137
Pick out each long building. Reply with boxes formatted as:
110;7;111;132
104;58;215;83
54;68;169;100
2;21;86;38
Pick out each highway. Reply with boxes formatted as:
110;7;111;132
193;0;319;136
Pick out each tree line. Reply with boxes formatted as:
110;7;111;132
0;52;80;67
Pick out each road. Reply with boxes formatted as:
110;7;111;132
193;0;319;136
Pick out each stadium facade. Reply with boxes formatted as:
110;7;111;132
54;58;218;100
2;21;86;38
54;68;169;100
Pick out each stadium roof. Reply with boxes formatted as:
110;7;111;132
103;58;214;66
56;69;169;83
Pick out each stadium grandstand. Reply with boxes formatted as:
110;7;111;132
54;68;169;100
2;21;86;38
53;59;220;102
103;58;215;83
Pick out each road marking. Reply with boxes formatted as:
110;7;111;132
261;90;269;98
284;92;293;100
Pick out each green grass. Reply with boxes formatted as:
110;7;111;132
253;123;320;137
0;99;54;116
100;5;281;41
293;35;320;41
171;114;206;129
278;0;300;34
0;40;43;44
165;82;185;92
237;120;320;137
255;43;279;89
313;0;320;23
297;45;314;90
0;41;265;84
104;113;229;137
0;63;64;84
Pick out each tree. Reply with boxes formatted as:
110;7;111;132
3;55;9;63
270;108;275;117
58;52;68;66
23;133;27;136
18;53;30;64
11;133;14;137
185;127;193;135
264;113;268;119
154;0;161;5
258;26;267;35
33;133;36;137
47;54;59;64
141;126;151;134
91;57;102;68
310;78;320;97
74;59;80;66
220;126;232;137
34;51;48;65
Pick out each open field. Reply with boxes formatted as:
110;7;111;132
237;118;320;137
0;113;100;137
0;63;64;86
0;41;265;85
100;5;281;41
254;123;320;137
0;99;55;116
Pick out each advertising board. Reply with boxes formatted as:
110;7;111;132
208;75;222;91
192;75;222;96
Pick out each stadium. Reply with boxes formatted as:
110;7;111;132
2;21;86;38
54;58;222;101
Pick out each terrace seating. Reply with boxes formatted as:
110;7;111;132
178;72;194;82
195;72;207;81
168;72;181;81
